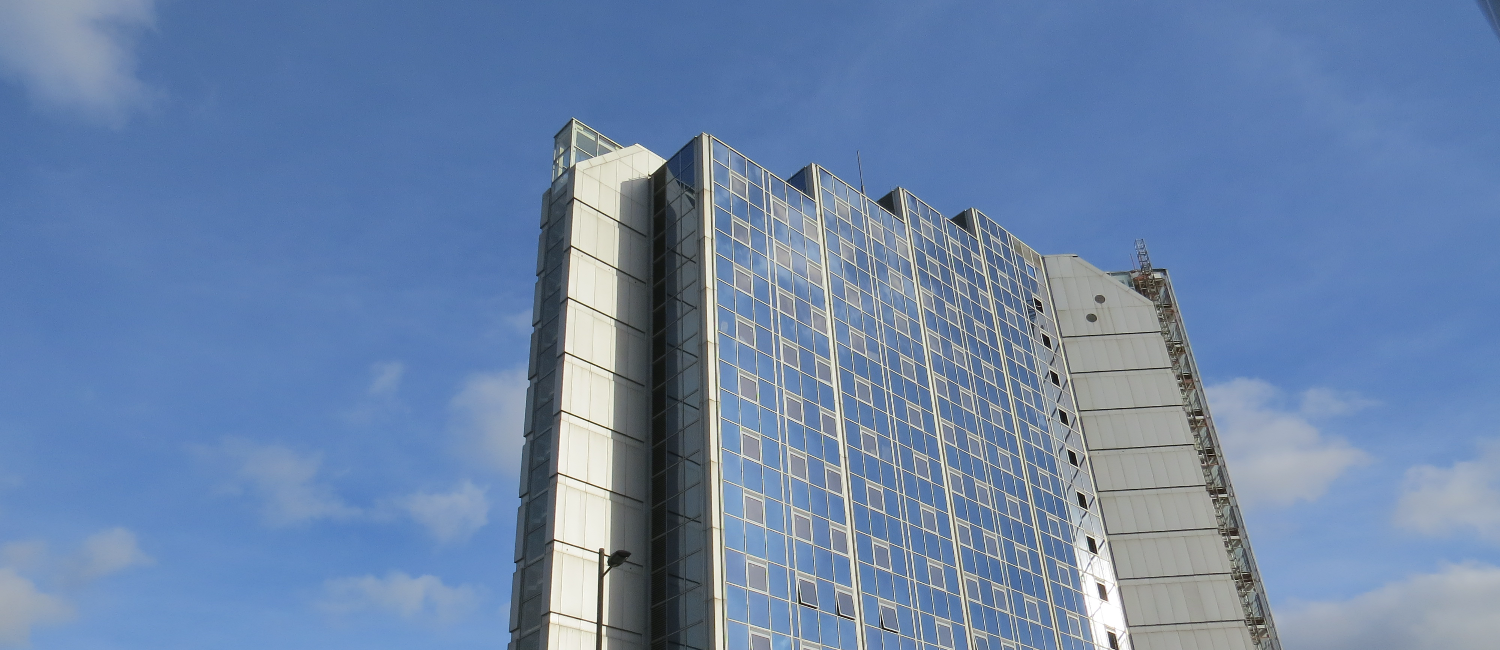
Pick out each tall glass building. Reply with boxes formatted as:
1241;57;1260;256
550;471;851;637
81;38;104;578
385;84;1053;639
509;120;1280;650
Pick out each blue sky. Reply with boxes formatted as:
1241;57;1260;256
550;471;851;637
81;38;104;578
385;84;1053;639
0;1;1497;648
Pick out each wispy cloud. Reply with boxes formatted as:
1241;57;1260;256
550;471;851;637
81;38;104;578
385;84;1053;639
367;361;405;398
344;361;409;424
0;527;152;646
212;440;362;527
1206;378;1372;507
0;0;157;124
63;527;153;585
396;481;490;544
319;571;482;624
0;568;73;647
1394;440;1500;542
449;368;529;478
1278;562;1500;650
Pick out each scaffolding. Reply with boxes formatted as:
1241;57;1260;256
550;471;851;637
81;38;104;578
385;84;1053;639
1128;240;1282;650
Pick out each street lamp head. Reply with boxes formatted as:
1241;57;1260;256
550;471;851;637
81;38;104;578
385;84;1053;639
607;550;632;567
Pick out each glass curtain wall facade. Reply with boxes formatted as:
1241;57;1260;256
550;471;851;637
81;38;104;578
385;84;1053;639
511;120;1278;650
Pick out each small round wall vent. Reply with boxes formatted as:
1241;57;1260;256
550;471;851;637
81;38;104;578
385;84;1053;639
1094;295;1106;304
1086;314;1098;322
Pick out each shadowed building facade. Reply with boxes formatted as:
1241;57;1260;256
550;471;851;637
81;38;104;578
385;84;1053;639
508;121;1280;650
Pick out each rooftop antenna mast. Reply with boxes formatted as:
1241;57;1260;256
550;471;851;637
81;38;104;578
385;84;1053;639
856;150;867;197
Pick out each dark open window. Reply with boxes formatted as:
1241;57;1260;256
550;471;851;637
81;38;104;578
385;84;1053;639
798;579;819;608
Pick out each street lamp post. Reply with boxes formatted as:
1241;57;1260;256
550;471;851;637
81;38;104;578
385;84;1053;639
596;548;631;650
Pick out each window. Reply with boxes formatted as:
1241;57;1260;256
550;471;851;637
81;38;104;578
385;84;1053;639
742;434;762;462
1041;333;1052;349
774;245;791;267
1049;371;1060;386
747;562;769;591
750;633;772;650
1057;409;1071;425
1086;536;1098;554
1031;297;1044;312
734;269;753;294
913;456;931;480
793;514;813;541
739;374;758;401
835;591;856;619
1107;632;1120;650
782;344;799;365
744;496;765;524
785;397;804;422
861;430;879;454
1067;450;1079;466
826;468;843;493
1076;492;1089;509
797;579;819;608
816;360;833;382
855;379;873;403
873;543;892;569
1096;582;1109;601
789;454;808;480
941;423;957;444
928;564;945;589
737;318;756;346
879;604;900;632
920;507;938;532
936;623;954;648
808;264;824;285
867;486;886;510
830;527;848;553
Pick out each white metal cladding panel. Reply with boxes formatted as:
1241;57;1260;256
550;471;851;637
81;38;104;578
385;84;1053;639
1073;369;1184;411
565;251;650;332
559;356;647;440
1111;530;1233;580
1063;333;1172;373
570;201;650;282
556;413;649;500
1119;575;1244;626
1080;408;1195;450
1130;623;1255;650
1099;487;1218;535
548;543;647;640
1092;446;1206;492
548;616;647;650
564;303;649;385
551;476;648;577
1041;255;1159;337
572;146;662;236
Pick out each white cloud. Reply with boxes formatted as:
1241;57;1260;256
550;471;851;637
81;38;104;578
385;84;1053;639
1278;562;1500;650
320;571;481;623
367;361;405;398
215;440;362;527
0;568;73;647
398;481;490;544
449;368;530;477
0;0;156;124
0;527;149;645
64;527;152;584
344;361;409;424
1394;440;1500;542
1206;378;1371;507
